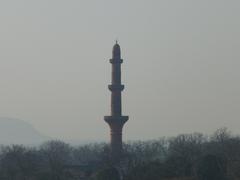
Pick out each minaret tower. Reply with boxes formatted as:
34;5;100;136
104;41;129;162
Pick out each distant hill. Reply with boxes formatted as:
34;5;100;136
0;117;49;145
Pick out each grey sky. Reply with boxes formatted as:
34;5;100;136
0;0;239;141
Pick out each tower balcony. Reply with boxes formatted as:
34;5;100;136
108;84;124;91
110;59;123;64
104;116;129;126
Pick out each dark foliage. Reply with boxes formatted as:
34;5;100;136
0;128;239;180
197;154;227;180
93;166;120;180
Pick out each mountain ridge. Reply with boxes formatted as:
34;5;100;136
0;117;49;145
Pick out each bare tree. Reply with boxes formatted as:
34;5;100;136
40;140;71;180
0;145;39;180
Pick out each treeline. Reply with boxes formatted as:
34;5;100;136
122;127;240;180
0;128;240;180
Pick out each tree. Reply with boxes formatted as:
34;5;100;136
0;145;39;180
40;140;71;180
125;161;165;180
197;154;227;180
166;133;205;177
93;166;120;180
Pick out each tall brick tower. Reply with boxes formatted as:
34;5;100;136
104;41;129;162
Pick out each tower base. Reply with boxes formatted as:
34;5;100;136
104;116;128;162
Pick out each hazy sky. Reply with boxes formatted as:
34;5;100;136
0;0;239;141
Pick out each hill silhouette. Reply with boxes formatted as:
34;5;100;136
0;117;49;145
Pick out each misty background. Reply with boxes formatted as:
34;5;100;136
0;0;239;143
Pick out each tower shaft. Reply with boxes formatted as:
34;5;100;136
104;42;128;162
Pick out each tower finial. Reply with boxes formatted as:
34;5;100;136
112;40;121;59
115;39;118;44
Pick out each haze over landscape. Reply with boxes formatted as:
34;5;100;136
0;0;239;143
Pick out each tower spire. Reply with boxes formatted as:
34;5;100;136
104;42;129;163
112;41;121;59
